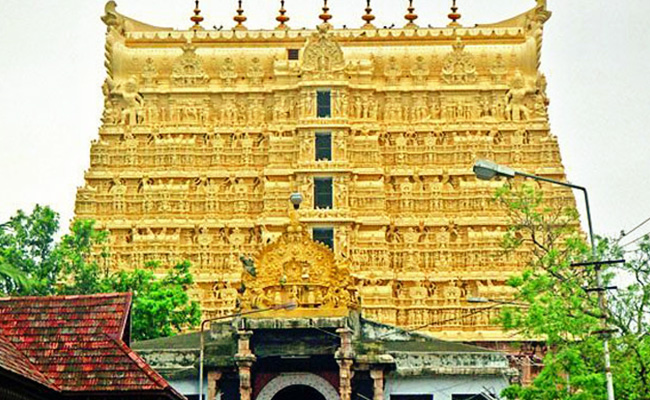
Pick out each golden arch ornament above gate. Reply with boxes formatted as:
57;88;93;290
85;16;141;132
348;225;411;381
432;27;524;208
240;213;358;318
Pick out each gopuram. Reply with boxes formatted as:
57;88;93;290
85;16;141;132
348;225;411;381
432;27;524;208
76;0;573;348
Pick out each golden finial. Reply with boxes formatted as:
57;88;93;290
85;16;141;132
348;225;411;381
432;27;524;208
190;0;204;30
319;0;333;25
362;0;376;29
404;0;419;28
276;0;290;30
234;0;248;30
448;0;461;27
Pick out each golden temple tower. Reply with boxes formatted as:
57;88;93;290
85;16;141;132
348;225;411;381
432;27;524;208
76;0;572;341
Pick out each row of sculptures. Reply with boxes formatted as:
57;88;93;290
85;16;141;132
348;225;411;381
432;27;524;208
123;35;524;86
199;276;509;329
77;174;572;218
88;129;560;170
102;70;548;127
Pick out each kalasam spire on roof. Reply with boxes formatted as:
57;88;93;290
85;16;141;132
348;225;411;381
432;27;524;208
404;0;418;28
190;0;204;30
276;0;290;30
234;0;247;30
362;0;376;29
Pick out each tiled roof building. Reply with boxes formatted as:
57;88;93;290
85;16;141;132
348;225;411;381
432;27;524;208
0;293;184;400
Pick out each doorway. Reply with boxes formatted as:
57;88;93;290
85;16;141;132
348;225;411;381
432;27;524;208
272;385;327;400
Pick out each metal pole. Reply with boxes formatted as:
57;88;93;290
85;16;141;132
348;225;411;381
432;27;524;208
516;172;615;400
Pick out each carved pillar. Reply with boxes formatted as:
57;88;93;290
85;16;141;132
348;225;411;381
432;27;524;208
370;368;384;400
335;327;355;400
522;355;532;385
207;371;223;400
235;330;256;400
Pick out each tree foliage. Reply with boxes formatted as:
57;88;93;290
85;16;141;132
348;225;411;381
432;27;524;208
0;206;200;341
496;184;650;400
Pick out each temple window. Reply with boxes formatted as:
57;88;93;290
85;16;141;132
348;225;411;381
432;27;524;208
314;177;333;209
452;395;489;400
288;49;300;60
315;132;332;161
316;90;332;118
390;396;434;400
313;227;334;250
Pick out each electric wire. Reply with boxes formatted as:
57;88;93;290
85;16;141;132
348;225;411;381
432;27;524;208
618;215;650;242
374;304;503;340
620;230;650;249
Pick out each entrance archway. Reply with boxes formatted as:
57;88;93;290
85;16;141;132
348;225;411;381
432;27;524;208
272;385;326;400
256;373;339;400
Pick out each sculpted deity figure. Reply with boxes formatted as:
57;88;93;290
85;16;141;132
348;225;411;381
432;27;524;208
335;176;349;209
384;57;402;84
334;90;348;117
118;77;144;126
441;38;477;84
506;71;533;121
142;57;158;87
220;58;238;86
410;56;430;84
246;57;264;86
489;54;507;84
301;23;345;77
443;280;462;305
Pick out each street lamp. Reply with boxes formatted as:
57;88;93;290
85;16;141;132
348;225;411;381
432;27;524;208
289;192;303;210
472;159;615;400
198;302;297;399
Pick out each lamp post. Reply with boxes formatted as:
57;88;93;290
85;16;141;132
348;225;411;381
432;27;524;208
198;302;297;399
473;159;615;400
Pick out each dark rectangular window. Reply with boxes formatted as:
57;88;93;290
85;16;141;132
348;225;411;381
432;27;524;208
391;396;433;400
288;49;300;60
315;132;332;161
317;90;332;118
313;227;334;250
452;395;488;400
314;177;333;209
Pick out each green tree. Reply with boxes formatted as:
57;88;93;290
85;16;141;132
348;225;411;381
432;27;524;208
0;205;59;295
0;206;201;341
496;184;650;400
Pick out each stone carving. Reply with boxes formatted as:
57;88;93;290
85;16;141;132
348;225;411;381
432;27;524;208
411;56;430;84
141;57;158;87
384;57;402;84
246;57;264;86
116;77;144;126
506;70;533;121
241;212;358;314
220;57;238;86
171;42;209;87
78;1;570;341
301;24;345;77
442;38;477;84
490;54;507;84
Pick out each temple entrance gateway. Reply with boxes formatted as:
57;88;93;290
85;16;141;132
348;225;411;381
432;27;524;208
257;373;339;400
272;385;327;400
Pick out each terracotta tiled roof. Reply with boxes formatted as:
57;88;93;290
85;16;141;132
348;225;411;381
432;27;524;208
0;293;183;397
0;334;57;390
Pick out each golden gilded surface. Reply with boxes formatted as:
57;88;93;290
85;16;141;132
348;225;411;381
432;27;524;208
240;210;357;318
76;1;572;341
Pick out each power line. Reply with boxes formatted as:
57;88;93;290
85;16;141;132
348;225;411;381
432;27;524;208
618;216;650;242
374;304;502;340
620;231;650;249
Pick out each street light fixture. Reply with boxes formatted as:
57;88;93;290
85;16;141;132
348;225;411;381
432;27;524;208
472;159;615;400
289;192;303;210
198;302;297;399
